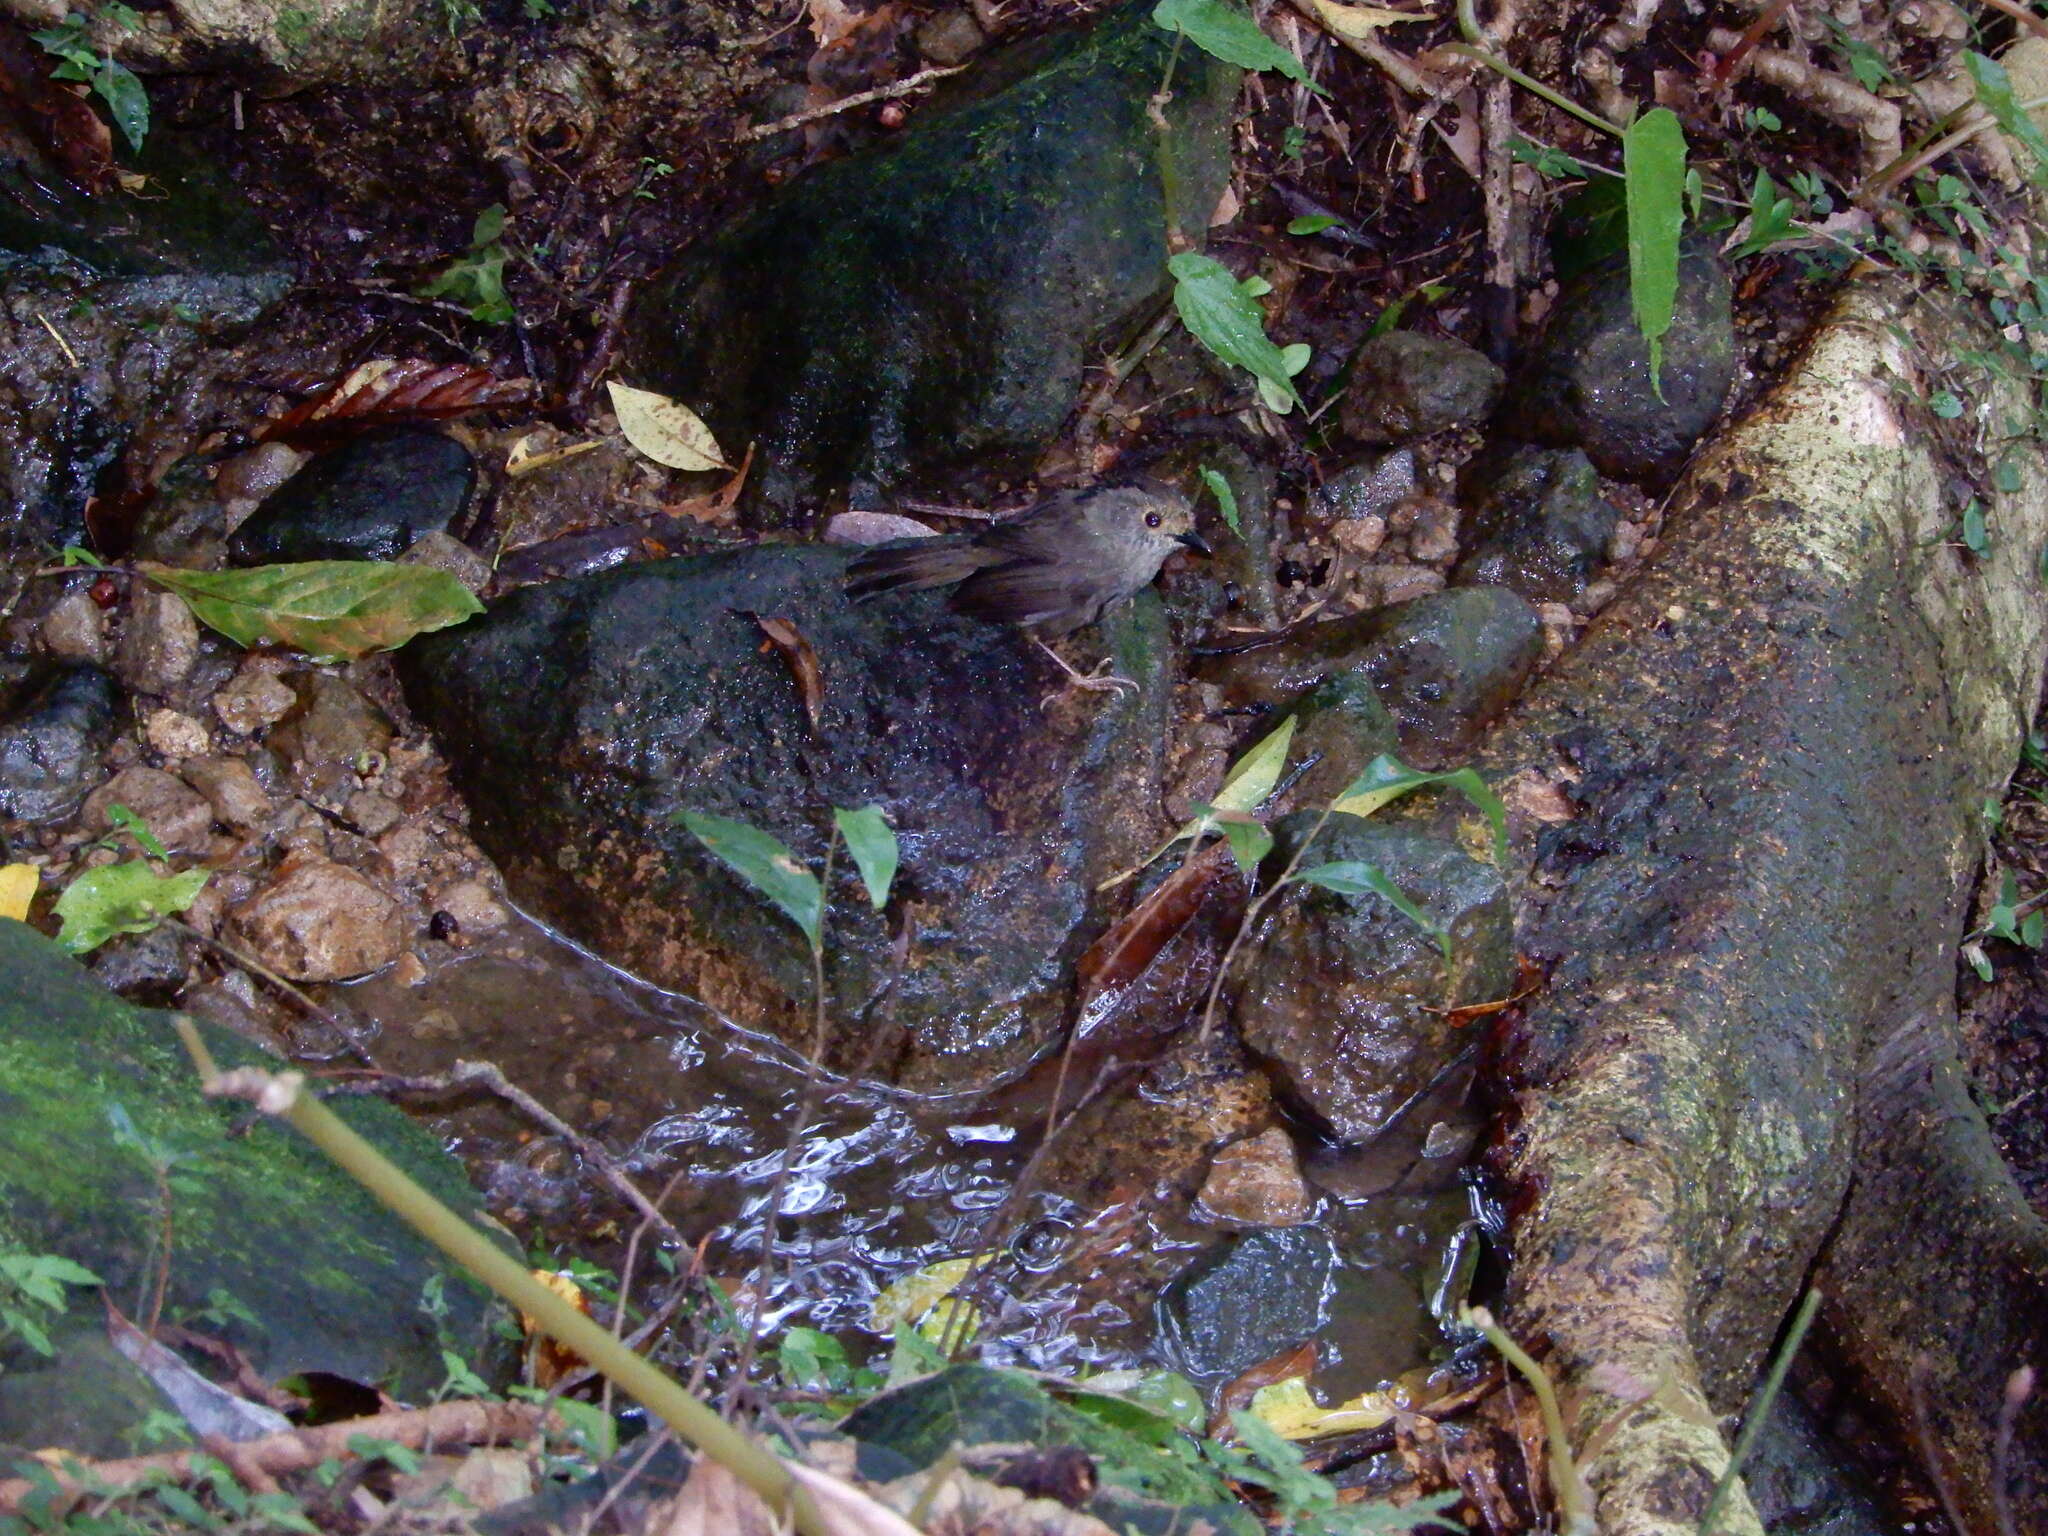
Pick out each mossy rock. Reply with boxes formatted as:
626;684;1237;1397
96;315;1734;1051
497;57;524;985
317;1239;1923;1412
0;920;506;1424
625;0;1239;523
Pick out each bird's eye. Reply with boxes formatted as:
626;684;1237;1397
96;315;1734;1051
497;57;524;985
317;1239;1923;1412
1145;512;1162;528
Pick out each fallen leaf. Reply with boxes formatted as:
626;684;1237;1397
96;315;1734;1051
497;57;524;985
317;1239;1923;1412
259;359;534;445
1076;841;1233;1028
1425;952;1546;1025
1306;0;1432;42
0;863;38;921
608;380;727;471
137;560;484;660
753;614;826;730
53;862;208;954
505;434;604;477
1246;1374;1397;1441
1210;1340;1317;1437
518;1271;592;1388
663;442;755;523
871;1255;985;1345
806;0;866;50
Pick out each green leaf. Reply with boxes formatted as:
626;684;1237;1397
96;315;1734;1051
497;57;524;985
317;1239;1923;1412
1967;51;2048;189
1293;860;1448;956
1508;137;1585;179
1220;815;1274;875
1931;389;1963;419
1152;0;1310;84
104;803;168;860
1169;251;1303;412
53;863;208;954
2023;909;2046;949
1216;715;1296;816
777;1326;851;1392
1330;753;1509;866
832;804;898;911
1622;106;1687;393
1963;498;1991;556
94;59;148;154
678;810;823;947
1287;214;1340;235
136;561;483;660
1200;465;1241;534
1728;169;1800;261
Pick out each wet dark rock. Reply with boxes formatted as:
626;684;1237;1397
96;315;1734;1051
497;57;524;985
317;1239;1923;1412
625;2;1238;524
1199;587;1543;768
86;923;191;1005
1152;442;1278;633
1742;1394;1905;1536
0;662;119;825
0;920;503;1438
916;7;987;64
0;131;290;553
1453;447;1621;607
1315;450;1416;523
0;1331;177;1461
1286;669;1399;809
229;427;476;566
400;544;1170;1090
1235;816;1514;1142
1340;331;1504;445
1155;1226;1335;1386
1501;239;1735;490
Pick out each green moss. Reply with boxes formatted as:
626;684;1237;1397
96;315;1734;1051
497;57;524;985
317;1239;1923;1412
0;921;505;1400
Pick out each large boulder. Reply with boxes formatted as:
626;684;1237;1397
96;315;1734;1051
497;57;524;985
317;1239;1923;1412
623;1;1239;523
400;545;1173;1091
0;919;502;1453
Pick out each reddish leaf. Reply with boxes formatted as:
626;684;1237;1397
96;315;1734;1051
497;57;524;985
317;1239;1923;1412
0;28;113;192
1076;841;1234;1024
661;442;754;525
753;613;825;731
258;359;535;446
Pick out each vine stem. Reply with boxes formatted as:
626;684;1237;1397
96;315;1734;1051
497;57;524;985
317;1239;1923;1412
1195;801;1339;1045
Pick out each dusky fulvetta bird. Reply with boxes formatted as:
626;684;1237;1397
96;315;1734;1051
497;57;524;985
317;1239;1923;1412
844;481;1208;695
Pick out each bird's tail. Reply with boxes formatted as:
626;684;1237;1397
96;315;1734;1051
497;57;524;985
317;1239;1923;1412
844;540;989;601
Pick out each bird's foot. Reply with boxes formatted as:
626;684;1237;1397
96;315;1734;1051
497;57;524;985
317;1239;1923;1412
1035;639;1138;709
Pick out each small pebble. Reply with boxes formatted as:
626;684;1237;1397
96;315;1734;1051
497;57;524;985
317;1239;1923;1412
143;708;211;760
213;665;298;736
82;766;215;853
114;589;200;696
1331;514;1386;559
39;590;109;664
182;756;273;832
1197;1127;1313;1227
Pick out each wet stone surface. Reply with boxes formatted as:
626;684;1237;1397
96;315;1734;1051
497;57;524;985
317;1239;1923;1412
1454;446;1622;607
1236;815;1515;1143
1340;331;1505;445
1502;239;1736;491
1155;1225;1335;1387
229;426;476;565
401;542;1172;1091
0;661;120;827
625;0;1238;524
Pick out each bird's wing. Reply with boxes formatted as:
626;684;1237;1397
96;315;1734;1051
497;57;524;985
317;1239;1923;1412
845;539;1004;601
949;557;1101;632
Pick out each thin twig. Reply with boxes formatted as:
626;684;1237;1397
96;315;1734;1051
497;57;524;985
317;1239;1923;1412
735;66;968;142
1909;1353;1972;1536
332;1059;685;1248
165;918;381;1070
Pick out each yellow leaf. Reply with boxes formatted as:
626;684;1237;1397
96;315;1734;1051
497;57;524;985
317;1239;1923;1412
0;864;38;922
871;1255;985;1345
1247;1375;1397;1440
1308;0;1432;40
606;381;727;472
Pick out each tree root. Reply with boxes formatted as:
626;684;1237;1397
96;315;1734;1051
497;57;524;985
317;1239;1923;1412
1437;278;2048;1534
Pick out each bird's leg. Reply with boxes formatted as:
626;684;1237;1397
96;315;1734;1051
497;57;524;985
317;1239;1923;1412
1033;636;1138;706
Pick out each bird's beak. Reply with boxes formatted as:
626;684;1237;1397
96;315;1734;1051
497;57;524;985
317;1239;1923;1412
1175;531;1212;555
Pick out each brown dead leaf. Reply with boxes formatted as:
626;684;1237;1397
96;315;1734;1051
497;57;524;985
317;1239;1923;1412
663;442;754;524
753;614;825;731
258;359;535;446
658;1455;926;1536
1076;841;1233;1019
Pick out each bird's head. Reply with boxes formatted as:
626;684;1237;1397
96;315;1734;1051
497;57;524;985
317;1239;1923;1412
1084;480;1211;564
